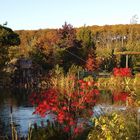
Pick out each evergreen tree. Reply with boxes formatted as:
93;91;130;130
56;22;83;71
0;25;20;68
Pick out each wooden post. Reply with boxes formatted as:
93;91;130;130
126;54;129;68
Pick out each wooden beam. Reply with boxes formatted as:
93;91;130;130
114;51;140;55
126;55;129;68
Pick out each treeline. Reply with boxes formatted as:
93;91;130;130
11;23;140;72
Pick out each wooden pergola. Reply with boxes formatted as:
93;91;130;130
114;51;140;68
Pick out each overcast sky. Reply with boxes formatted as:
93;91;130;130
0;0;140;30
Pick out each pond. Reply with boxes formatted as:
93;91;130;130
0;86;140;137
0;88;54;137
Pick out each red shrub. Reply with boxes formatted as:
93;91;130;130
30;79;99;138
113;67;132;77
113;92;130;102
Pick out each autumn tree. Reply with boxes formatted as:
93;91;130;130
56;22;83;71
29;38;54;71
85;53;97;71
57;22;77;48
14;24;140;71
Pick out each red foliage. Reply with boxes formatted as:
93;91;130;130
113;92;130;102
85;54;97;71
113;67;132;77
30;79;99;137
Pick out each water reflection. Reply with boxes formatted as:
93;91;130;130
97;85;140;106
0;88;53;137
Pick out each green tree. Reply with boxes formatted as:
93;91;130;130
77;27;97;71
0;25;20;68
77;26;95;50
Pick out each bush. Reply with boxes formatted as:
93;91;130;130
133;73;140;85
87;110;139;140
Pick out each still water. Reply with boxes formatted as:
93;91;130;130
0;86;139;137
0;88;54;137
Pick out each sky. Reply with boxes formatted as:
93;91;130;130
0;0;140;30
